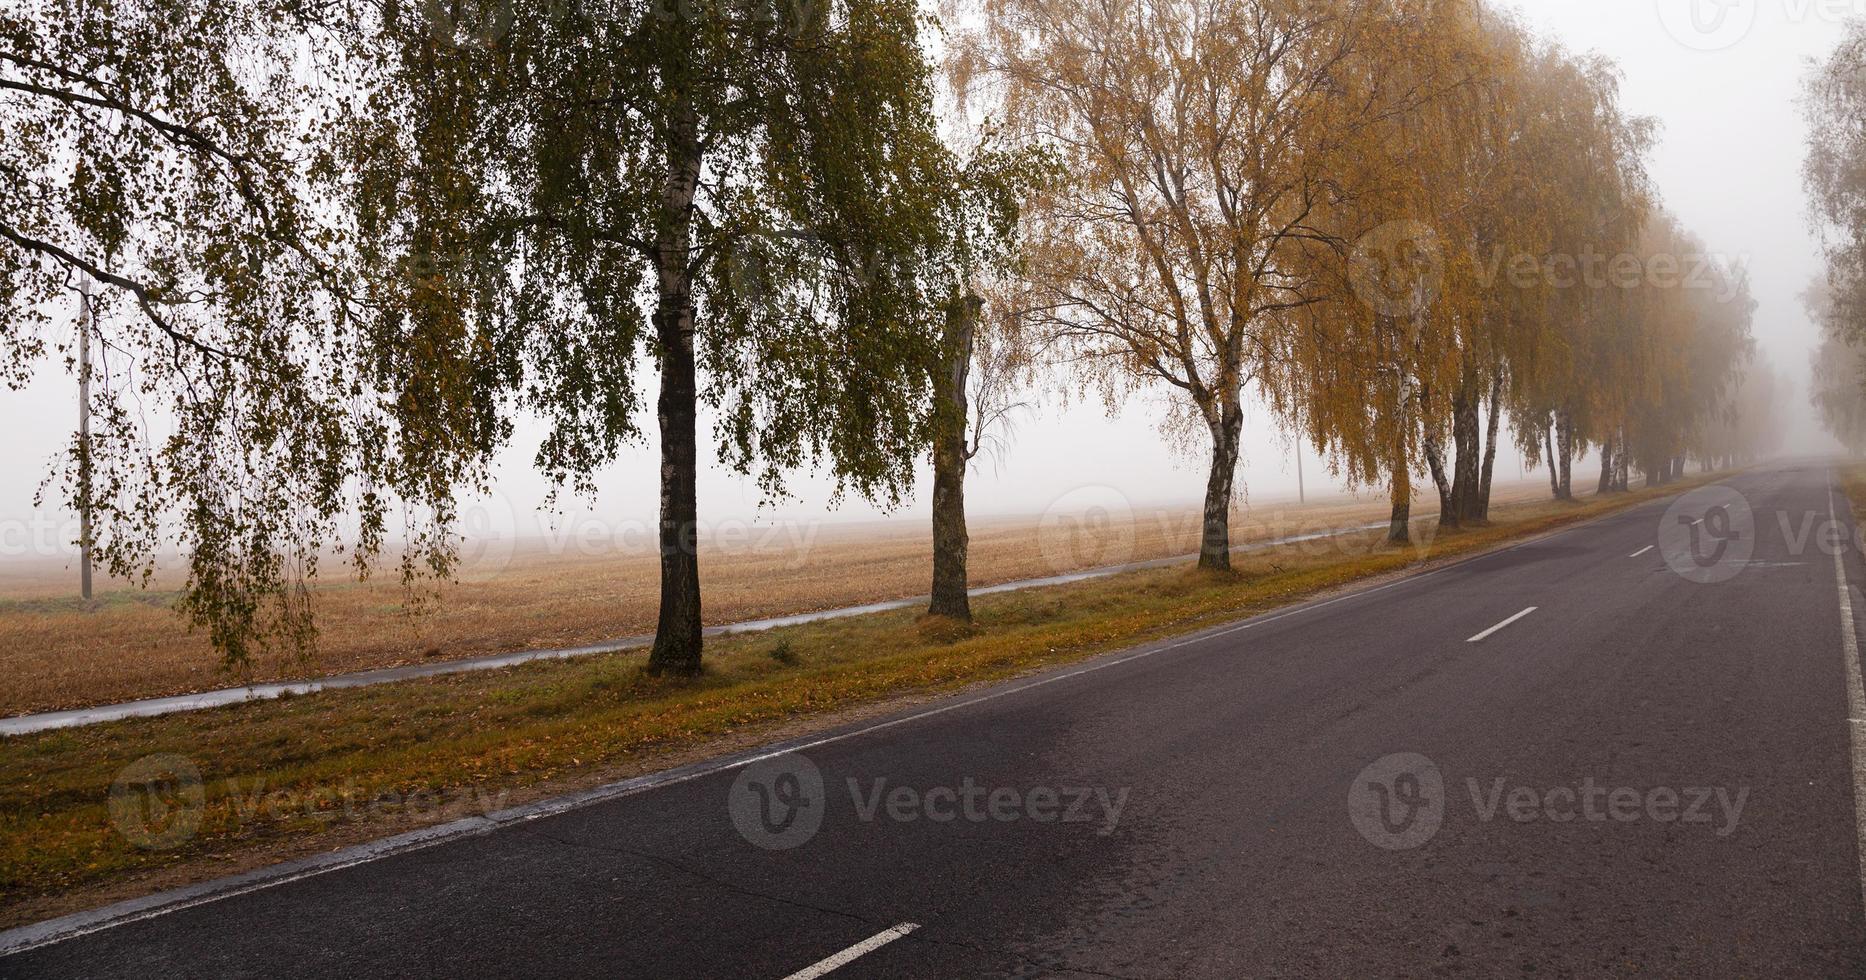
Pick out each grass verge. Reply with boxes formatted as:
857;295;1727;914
1841;463;1866;515
0;476;1718;926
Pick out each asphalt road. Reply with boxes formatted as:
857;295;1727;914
8;461;1866;978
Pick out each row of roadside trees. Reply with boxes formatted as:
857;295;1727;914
957;0;1764;561
1;0;1767;676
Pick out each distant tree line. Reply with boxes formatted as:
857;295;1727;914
1;0;1772;674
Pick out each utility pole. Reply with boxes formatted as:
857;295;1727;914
77;279;93;603
1295;438;1305;505
1290;410;1306;506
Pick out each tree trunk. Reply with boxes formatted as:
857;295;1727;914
1597;432;1615;495
1415;380;1456;529
647;96;705;677
1476;375;1501;521
1389;417;1412;544
1423;432;1455;529
1199;402;1244;571
1388;474;1411;545
1615;428;1630;492
1556;407;1574;500
928;294;979;620
1543;418;1560;499
1386;329;1411;544
1446;378;1481;525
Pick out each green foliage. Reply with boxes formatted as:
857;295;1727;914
360;0;974;502
0;0;470;669
3;0;995;670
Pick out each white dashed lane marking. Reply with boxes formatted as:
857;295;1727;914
779;923;920;980
1468;607;1538;644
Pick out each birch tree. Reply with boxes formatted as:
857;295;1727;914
0;0;428;666
356;0;966;675
926;148;1037;621
1805;18;1866;455
954;0;1406;571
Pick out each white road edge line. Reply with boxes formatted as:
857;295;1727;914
0;483;1695;958
1629;545;1655;558
1826;472;1866;922
1467;607;1538;644
780;923;920;980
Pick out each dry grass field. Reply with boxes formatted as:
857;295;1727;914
0;480;1557;716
